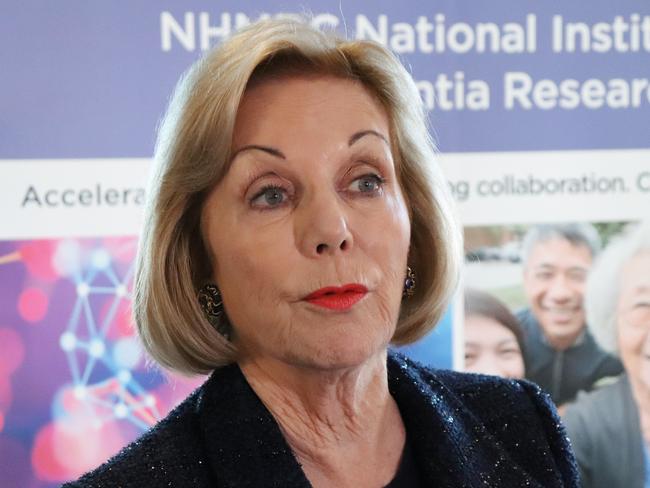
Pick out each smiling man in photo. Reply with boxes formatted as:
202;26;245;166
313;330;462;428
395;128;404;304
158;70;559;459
517;223;623;405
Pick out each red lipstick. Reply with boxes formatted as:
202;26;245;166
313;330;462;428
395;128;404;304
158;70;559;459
304;284;368;311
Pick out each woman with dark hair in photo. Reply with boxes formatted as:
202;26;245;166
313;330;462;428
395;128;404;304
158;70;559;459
464;288;526;379
64;18;578;487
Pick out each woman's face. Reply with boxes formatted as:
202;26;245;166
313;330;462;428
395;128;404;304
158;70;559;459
616;251;650;388
202;75;411;370
464;314;525;379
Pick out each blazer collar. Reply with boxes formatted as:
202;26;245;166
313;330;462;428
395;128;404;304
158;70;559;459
196;353;554;487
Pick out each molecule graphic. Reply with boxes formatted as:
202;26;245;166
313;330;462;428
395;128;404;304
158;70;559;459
56;241;161;431
3;235;455;485
0;238;206;484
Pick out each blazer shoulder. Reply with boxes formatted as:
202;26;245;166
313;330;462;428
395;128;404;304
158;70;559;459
453;373;579;486
391;353;556;418
424;365;562;430
63;387;211;487
391;354;579;486
399;355;537;401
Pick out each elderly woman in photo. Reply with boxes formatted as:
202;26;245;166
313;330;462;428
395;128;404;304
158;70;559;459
464;288;526;379
65;19;577;487
563;222;650;488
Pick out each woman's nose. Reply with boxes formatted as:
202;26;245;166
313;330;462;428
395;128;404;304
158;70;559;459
295;192;353;258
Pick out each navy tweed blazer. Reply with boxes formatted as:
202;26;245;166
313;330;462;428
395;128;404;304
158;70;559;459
63;352;579;487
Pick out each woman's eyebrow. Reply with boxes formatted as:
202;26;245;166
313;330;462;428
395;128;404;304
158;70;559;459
231;130;388;162
230;145;286;162
348;130;389;146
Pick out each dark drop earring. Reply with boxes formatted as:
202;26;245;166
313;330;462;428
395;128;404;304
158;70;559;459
403;266;416;298
198;283;231;340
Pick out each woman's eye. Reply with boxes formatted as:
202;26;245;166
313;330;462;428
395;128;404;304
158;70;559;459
349;174;385;194
464;351;477;363
627;302;650;327
498;349;521;358
250;185;288;209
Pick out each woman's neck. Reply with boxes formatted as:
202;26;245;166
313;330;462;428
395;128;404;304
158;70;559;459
239;350;406;488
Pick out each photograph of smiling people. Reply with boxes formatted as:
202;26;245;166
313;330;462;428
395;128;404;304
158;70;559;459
464;222;625;408
518;224;624;406
464;288;526;379
63;18;578;488
563;222;650;488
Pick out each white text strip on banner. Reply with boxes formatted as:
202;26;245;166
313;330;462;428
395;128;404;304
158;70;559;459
2;150;649;239
440;149;650;226
0;159;150;240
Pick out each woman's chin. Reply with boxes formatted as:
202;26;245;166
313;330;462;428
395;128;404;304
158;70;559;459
282;337;389;372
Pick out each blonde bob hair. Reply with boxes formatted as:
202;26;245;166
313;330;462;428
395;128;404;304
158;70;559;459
134;18;462;375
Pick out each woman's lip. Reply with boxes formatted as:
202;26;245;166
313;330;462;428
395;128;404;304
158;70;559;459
303;284;368;311
304;284;368;300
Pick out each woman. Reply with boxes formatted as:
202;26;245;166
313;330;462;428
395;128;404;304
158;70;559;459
65;19;577;487
464;288;526;379
563;222;650;488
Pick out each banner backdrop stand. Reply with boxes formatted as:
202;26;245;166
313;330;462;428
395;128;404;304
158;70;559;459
1;1;648;486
